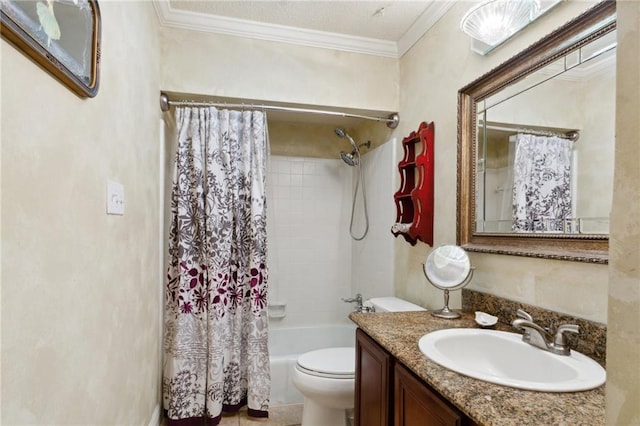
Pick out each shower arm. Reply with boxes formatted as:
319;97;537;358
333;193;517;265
346;142;372;157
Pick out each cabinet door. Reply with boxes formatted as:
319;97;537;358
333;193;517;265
394;363;468;426
355;328;392;426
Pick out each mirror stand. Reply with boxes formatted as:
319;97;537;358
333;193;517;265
423;245;474;319
425;269;474;319
433;289;457;319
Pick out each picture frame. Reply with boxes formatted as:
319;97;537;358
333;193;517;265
1;0;101;98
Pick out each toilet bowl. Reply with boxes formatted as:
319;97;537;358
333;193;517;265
292;297;425;425
292;347;355;426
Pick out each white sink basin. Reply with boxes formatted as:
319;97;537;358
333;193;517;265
418;328;605;392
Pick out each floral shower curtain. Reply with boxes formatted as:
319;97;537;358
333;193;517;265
163;107;270;425
512;133;573;232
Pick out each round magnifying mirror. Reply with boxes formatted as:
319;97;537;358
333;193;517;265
423;245;473;319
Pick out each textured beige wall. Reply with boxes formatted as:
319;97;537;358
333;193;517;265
395;0;609;322
1;2;162;424
159;27;399;112
606;2;640;424
268;122;351;158
267;120;394;159
577;72;616;221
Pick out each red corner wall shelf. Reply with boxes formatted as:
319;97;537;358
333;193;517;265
391;121;434;246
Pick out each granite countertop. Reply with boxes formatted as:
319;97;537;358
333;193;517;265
349;311;605;426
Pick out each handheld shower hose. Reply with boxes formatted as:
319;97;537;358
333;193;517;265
335;128;369;241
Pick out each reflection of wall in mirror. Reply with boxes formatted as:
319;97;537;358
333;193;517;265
482;64;614;232
482;130;513;232
484;164;512;232
577;70;615;231
476;168;484;229
487;77;582;131
475;166;513;232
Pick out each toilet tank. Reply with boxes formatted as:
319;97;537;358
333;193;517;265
368;297;426;312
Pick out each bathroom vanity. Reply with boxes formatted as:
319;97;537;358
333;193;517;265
350;311;605;426
356;328;475;426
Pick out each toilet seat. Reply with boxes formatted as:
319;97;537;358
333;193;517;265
296;347;355;379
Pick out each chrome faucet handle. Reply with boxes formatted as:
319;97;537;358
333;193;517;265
516;309;534;321
341;293;363;304
550;324;580;355
341;293;371;313
514;309;535;341
512;318;551;350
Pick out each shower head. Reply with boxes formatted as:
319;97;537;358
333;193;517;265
334;128;347;138
334;127;358;152
340;150;358;166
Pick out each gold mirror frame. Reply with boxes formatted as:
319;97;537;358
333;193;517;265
457;1;615;264
0;0;101;98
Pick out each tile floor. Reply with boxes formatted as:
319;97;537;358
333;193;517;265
162;404;303;426
220;404;303;426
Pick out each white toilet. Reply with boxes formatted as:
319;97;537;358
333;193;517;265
292;347;355;426
292;297;426;426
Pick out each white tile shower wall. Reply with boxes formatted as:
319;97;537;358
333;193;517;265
351;141;396;301
483;167;512;232
267;156;354;328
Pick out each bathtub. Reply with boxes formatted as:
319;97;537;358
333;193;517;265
269;324;357;406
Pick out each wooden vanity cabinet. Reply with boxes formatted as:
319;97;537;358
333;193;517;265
355;328;393;426
355;329;476;426
395;363;474;426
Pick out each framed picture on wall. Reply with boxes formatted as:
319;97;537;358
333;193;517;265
0;0;101;98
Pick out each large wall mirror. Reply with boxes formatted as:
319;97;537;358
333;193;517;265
457;1;615;264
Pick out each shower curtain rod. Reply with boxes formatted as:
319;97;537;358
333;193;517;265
159;92;400;129
516;127;580;142
482;121;580;142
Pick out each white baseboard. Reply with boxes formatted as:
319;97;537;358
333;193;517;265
148;404;161;426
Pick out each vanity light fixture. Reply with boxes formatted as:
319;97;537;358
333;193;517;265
460;0;562;55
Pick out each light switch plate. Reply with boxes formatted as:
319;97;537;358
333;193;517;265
107;180;125;215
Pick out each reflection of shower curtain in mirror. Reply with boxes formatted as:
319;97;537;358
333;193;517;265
512;134;573;232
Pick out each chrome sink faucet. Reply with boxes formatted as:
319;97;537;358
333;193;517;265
511;309;579;356
342;293;374;313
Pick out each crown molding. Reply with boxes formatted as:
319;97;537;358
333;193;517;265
397;0;456;57
152;1;400;58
